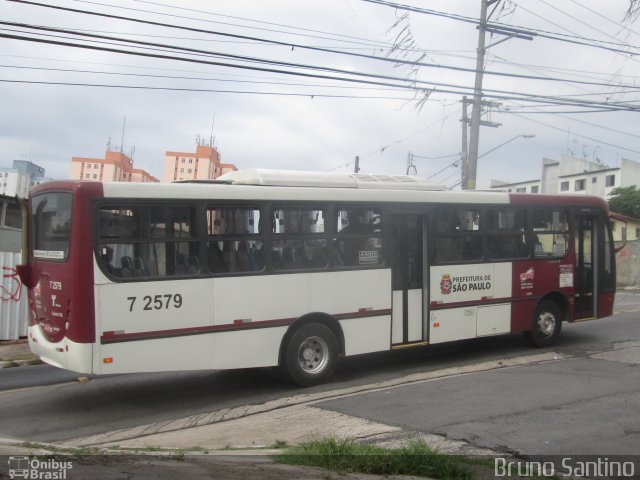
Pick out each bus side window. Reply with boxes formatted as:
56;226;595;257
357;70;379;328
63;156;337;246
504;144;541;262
532;209;569;258
271;207;328;271
486;208;528;260
434;207;481;263
334;207;383;267
97;205;198;281
206;206;263;274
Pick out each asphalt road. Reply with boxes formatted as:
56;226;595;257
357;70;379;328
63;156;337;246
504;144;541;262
0;292;638;449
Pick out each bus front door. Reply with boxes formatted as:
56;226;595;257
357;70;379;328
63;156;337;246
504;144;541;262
575;213;597;319
390;215;426;346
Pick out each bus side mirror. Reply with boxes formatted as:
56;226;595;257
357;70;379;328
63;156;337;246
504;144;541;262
16;264;36;289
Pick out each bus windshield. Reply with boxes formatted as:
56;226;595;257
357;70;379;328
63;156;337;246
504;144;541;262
32;193;72;261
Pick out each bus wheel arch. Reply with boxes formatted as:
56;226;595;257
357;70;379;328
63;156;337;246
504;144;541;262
524;295;565;348
279;313;343;386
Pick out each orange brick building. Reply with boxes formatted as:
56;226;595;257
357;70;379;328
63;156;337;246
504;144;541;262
163;145;237;182
71;150;159;183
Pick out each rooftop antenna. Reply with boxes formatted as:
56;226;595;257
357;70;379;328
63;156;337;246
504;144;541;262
106;134;112;151
120;115;126;153
130;145;135;161
209;110;216;147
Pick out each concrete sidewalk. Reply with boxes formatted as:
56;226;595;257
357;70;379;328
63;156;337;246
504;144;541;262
0;339;41;368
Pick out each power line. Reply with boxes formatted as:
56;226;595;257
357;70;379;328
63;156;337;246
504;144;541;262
0;78;417;99
70;0;392;50
3;25;640;112
535;0;627;45
0;63;410;92
5;2;640;92
520;0;640;67
500;102;640;139
511;112;640;155
566;0;640;40
361;0;640;56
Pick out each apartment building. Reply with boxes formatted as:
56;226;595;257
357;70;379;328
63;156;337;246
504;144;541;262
490;155;640;198
71;150;159;183
163;144;237;182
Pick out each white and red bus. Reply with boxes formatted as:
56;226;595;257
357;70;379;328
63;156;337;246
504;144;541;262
17;169;616;386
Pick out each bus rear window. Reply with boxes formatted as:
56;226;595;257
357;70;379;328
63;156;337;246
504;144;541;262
32;193;72;261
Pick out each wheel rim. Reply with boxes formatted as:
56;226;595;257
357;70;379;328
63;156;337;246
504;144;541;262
537;311;556;337
297;335;329;374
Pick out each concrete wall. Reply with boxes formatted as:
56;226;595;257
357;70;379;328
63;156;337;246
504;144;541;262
616;240;640;289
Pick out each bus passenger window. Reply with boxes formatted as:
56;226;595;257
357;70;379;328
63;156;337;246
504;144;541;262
434;207;482;263
206;206;263;274
532;209;569;258
334;208;383;267
271;239;328;270
486;208;528;260
270;207;327;271
97;204;198;280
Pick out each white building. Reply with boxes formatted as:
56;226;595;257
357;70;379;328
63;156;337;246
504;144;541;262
0;160;52;251
0;170;30;199
490;155;640;198
0;160;52;199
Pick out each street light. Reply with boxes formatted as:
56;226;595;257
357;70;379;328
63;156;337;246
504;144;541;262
477;134;535;160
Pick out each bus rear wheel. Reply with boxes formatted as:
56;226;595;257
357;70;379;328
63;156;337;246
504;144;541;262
524;299;562;348
282;323;338;387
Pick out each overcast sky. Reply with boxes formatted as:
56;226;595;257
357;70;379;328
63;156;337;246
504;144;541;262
1;0;639;188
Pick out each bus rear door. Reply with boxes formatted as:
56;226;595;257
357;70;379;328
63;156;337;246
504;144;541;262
390;215;426;346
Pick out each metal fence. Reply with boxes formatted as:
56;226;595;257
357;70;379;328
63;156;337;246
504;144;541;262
0;251;28;340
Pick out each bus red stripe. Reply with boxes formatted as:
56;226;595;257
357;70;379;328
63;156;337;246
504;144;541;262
100;308;392;344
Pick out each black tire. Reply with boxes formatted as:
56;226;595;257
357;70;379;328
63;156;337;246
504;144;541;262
524;299;563;348
282;323;338;387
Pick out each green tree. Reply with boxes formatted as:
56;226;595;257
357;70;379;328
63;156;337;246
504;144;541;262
608;186;640;219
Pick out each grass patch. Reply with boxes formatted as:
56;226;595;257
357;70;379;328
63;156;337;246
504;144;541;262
271;440;289;449
273;437;474;479
20;442;102;456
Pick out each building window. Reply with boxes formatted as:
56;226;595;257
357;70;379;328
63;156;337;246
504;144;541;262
592;177;597;183
560;181;569;191
188;169;192;174
516;187;526;193
575;179;586;191
180;168;184;173
93;174;97;179
531;185;539;193
606;174;616;187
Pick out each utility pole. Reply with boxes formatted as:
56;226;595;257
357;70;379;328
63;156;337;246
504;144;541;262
354;155;360;173
465;0;533;189
460;96;470;190
466;0;491;190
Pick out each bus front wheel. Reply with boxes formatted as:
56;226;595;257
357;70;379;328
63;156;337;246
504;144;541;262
282;323;338;387
524;299;562;348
